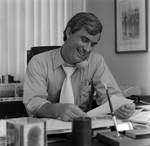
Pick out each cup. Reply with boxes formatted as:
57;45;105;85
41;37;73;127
72;117;92;146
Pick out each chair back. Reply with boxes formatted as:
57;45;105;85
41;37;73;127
27;46;60;64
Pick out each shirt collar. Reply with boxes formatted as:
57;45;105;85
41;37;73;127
53;47;65;70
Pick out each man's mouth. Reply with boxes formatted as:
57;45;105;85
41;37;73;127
76;48;86;58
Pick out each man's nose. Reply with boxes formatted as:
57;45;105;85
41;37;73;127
84;43;91;52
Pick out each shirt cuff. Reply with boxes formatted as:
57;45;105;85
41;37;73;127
26;97;50;117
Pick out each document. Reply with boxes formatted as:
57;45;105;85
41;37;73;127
87;95;133;117
128;111;150;124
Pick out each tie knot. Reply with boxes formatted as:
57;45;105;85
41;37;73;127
62;65;76;77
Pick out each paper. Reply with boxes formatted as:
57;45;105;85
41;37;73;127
137;105;150;111
129;111;150;124
0;120;6;136
91;117;124;129
43;116;124;134
132;108;144;116
87;95;133;116
43;118;72;131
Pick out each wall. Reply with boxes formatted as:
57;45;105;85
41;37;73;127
86;0;150;95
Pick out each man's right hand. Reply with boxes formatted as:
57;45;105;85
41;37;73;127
36;102;88;122
57;103;88;121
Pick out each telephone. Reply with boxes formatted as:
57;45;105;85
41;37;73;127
119;84;141;97
77;53;92;69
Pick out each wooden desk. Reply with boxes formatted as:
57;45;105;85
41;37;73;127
47;132;150;146
47;137;107;146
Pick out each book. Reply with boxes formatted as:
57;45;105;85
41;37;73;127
125;128;150;139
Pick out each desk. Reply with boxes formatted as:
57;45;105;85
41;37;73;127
47;137;106;146
46;131;150;146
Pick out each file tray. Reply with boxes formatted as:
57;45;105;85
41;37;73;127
96;131;150;146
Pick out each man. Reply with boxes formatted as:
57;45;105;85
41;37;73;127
23;12;135;122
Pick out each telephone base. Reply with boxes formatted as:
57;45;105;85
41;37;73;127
96;131;150;146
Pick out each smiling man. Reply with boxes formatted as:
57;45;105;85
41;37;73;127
23;12;135;122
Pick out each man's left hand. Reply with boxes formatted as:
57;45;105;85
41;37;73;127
115;103;135;119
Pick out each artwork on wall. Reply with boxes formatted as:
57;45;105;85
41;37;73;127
115;0;148;53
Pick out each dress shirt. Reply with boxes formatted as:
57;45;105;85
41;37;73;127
23;47;123;117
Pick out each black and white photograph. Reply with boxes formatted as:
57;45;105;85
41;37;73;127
115;0;148;53
0;1;150;146
24;123;45;146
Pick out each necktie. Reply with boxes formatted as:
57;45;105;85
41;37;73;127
59;65;76;104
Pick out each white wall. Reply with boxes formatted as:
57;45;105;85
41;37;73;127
86;0;150;95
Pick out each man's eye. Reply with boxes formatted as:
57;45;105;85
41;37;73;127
91;43;95;47
81;37;88;43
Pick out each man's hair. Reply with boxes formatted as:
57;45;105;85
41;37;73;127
63;12;103;41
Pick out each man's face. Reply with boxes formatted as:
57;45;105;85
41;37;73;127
64;27;101;65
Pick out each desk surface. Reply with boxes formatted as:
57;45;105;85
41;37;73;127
48;137;106;146
47;133;150;146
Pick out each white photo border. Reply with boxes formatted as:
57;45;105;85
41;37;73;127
115;0;148;53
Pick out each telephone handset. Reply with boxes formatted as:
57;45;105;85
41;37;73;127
76;53;92;69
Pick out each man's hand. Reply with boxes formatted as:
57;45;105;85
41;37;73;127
57;104;88;122
115;103;135;119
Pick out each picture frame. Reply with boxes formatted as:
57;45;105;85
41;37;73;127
115;0;148;53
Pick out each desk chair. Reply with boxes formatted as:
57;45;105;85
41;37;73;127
27;46;61;64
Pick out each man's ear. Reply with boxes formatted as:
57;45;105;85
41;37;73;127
66;27;72;39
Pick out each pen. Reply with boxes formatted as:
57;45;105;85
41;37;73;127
104;84;120;137
81;69;92;85
85;76;92;85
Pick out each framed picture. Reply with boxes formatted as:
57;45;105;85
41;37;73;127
115;0;148;53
